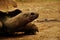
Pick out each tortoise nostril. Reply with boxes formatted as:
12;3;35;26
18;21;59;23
31;12;35;15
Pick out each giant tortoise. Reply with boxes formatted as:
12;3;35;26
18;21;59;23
0;9;39;35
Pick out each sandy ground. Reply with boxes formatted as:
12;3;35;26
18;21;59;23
0;1;60;40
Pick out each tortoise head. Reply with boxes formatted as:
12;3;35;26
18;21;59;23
21;12;39;23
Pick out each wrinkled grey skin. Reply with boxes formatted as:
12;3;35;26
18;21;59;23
0;11;39;35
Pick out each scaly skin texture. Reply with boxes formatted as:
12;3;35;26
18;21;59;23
0;21;2;32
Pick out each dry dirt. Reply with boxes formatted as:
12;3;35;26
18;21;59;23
0;1;60;40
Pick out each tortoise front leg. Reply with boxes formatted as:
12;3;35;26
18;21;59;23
16;23;39;35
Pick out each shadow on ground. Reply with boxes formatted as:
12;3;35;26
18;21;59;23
0;33;29;39
0;33;36;39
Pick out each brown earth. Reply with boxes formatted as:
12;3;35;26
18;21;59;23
0;1;60;40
